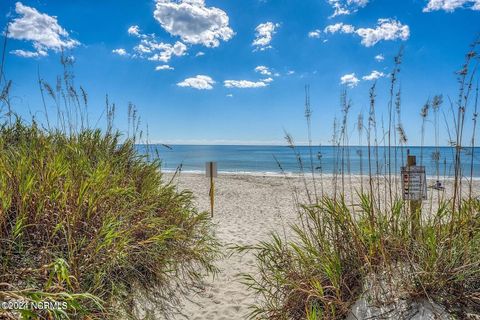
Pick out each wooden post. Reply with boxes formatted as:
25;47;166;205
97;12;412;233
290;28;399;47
209;162;215;217
407;155;421;236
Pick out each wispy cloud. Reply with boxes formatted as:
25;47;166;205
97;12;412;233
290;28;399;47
177;75;215;90
224;79;269;88
325;19;410;47
328;0;369;17
223;66;278;88
423;0;480;12
324;23;355;34
308;29;321;38
155;64;174;71
112;48;128;56
340;73;360;87
7;2;79;58
124;26;187;63
128;25;141;36
153;0;234;48
362;70;385;81
253;22;280;51
255;66;272;76
340;70;386;87
10;49;46;58
145;42;187;62
374;54;385;61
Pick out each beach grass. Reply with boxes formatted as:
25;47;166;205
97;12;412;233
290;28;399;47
241;193;480;319
240;41;480;319
0;58;219;319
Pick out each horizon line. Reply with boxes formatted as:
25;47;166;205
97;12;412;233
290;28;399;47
139;143;461;148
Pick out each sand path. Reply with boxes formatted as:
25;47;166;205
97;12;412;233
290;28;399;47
169;173;300;320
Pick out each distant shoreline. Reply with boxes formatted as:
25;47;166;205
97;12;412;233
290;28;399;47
163;169;480;180
140;143;474;148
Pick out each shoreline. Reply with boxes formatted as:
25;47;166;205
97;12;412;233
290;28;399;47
163;169;480;181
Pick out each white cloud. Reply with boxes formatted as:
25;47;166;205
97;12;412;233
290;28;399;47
287;70;295;75
356;19;409;47
423;0;480;12
350;0;369;5
324;23;355;34
224;79;269;88
341;24;356;34
132;39;187;62
127;25;155;40
135;43;152;54
177;75;215;90
262;77;274;83
328;0;369;17
252;22;280;51
195;51;205;56
122;26;189;65
11;49;47;58
255;65;272;76
153;0;234;48
375;54;385;61
362;70;385;81
340;73;360;87
112;48;128;56
308;29;321;38
128;25;141;36
7;2;79;57
325;19;409;47
226;93;233;97
155;64;174;70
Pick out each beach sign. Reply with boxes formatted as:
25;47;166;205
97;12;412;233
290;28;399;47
206;162;217;217
401;165;427;201
403;154;426;237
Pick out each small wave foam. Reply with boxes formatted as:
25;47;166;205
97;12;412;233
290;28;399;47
161;168;478;180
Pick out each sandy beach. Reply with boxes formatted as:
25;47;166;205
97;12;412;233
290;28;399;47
163;172;480;320
166;173;301;320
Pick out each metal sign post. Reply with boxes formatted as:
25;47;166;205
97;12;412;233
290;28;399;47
206;162;217;217
401;155;427;236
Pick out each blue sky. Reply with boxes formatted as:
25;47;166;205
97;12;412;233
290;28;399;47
1;0;479;145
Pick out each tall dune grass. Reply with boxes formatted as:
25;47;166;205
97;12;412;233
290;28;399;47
0;56;218;319
241;42;480;319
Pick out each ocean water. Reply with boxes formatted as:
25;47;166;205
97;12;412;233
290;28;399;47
135;145;480;178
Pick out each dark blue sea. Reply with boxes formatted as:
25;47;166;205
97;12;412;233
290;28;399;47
135;145;480;178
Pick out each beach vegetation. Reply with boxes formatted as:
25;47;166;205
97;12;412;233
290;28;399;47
240;41;480;319
0;56;219;319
